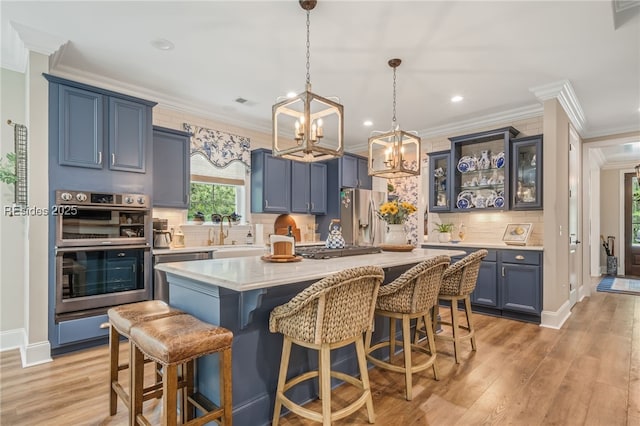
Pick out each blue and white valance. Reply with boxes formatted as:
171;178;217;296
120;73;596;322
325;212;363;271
183;123;251;169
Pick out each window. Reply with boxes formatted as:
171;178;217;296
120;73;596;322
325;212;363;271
188;182;239;220
188;153;247;221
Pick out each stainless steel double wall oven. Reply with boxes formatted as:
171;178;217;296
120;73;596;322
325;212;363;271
55;190;152;321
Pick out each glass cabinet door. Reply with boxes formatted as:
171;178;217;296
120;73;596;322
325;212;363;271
510;135;543;210
428;151;451;212
450;127;518;211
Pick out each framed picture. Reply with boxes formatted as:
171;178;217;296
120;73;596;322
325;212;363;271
502;223;533;245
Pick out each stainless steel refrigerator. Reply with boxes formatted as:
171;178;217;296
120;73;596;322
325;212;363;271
340;188;387;246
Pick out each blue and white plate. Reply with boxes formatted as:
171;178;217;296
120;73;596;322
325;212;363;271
457;198;470;209
494;196;505;208
457;160;470;173
496;156;505;169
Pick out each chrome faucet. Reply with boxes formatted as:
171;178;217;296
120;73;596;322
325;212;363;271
219;215;232;245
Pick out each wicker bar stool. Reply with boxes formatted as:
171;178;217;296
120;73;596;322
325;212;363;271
106;300;184;421
129;314;233;426
365;255;450;401
270;266;384;426
428;249;487;363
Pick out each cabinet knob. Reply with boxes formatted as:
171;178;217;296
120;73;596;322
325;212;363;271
515;255;525;260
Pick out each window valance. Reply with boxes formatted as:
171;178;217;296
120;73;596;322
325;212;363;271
183;123;251;169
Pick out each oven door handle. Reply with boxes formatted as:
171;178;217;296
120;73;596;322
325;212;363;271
55;244;150;254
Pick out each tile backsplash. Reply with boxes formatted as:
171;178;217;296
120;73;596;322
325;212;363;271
152;208;318;247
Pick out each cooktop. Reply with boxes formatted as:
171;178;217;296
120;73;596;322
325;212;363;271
295;245;382;259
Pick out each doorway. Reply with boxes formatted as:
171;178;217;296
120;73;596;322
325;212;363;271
624;172;640;277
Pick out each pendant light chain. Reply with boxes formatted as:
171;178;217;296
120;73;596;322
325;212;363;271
306;9;311;85
392;66;397;125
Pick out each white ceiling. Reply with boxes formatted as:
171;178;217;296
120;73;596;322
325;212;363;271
2;1;640;154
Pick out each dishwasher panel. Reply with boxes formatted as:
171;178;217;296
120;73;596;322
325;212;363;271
153;251;211;302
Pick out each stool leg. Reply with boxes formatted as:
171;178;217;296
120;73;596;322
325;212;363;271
413;315;422;345
464;296;477;351
272;337;292;426
389;317;396;362
131;344;145;426
451;298;460;364
355;337;375;423
184;360;195;423
109;325;119;416
220;348;233;426
319;344;331;426
424;313;439;380
402;314;413;401
432;303;440;333
163;364;178;426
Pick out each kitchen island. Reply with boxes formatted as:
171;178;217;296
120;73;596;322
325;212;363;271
156;248;464;426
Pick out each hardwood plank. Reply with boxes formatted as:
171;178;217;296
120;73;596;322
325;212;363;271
1;288;638;426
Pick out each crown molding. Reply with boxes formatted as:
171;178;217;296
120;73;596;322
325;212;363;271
530;79;586;135
1;22;67;73
589;147;607;168
350;104;544;152
51;64;273;136
581;122;640;139
1;22;27;73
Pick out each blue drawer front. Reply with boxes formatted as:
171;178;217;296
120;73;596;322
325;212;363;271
501;251;541;265
422;245;497;262
58;314;109;345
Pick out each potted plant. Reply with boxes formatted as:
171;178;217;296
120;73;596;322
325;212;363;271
376;199;417;245
434;223;455;243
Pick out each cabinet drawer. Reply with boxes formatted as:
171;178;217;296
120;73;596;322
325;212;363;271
453;247;497;262
501;251;541;265
58;314;109;345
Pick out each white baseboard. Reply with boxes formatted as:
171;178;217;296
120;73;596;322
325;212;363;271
21;340;52;367
0;328;26;351
578;284;589;301
540;300;571;329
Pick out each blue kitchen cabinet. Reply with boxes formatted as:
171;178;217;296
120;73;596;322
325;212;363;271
340;154;371;189
251;149;291;214
428;150;452;212
291;161;310;213
499;250;542;315
46;74;154;175
108;97;148;173
291;162;327;215
57;85;105;169
510;135;543;210
422;245;542;322
153;126;190;208
309;162;327;214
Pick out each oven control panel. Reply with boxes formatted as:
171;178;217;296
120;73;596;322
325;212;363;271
56;190;149;208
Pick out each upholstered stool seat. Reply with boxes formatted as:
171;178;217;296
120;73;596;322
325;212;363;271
427;249;487;363
365;255;450;400
270;266;384;426
106;300;184;421
130;314;233;426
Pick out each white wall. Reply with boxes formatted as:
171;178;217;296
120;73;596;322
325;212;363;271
599;168;622;272
0;68;27;350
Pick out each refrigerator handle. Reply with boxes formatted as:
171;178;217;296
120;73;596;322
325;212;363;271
369;198;376;244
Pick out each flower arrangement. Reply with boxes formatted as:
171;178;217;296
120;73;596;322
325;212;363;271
377;199;417;224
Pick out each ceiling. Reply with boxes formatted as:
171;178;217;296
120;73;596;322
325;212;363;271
2;1;640;156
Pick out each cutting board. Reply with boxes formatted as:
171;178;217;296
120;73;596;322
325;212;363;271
274;214;301;242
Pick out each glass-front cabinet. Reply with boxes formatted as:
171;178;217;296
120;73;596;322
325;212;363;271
510;135;543;210
428;150;452;212
450;127;519;211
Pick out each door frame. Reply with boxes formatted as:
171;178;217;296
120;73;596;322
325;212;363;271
568;125;581;308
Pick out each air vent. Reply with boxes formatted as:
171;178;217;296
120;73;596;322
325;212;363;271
235;97;248;104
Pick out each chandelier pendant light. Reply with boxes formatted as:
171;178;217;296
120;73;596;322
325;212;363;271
368;58;421;178
272;0;344;162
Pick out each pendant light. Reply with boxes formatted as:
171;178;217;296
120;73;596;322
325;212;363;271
368;59;421;178
272;0;344;162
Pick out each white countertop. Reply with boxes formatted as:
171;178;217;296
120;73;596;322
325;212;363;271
155;248;465;292
152;241;325;255
421;241;544;251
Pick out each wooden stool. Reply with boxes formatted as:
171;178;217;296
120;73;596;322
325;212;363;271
269;266;384;426
365;256;450;400
428;250;487;363
129;314;233;426
106;300;184;421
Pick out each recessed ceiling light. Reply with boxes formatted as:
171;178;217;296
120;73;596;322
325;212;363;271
150;38;174;51
286;92;297;99
363;120;373;127
451;95;464;103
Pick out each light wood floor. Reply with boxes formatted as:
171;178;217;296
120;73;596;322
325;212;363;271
1;282;638;426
